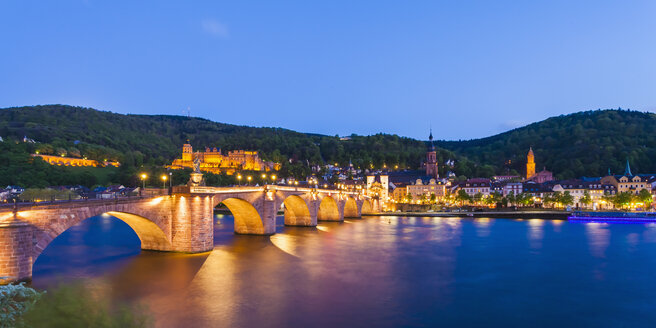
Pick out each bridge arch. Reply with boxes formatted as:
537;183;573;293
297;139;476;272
318;196;340;221
105;211;172;251
344;197;359;218
219;197;266;235
361;199;373;215
283;195;312;226
32;210;172;266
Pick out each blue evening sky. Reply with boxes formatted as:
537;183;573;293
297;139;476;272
1;1;655;140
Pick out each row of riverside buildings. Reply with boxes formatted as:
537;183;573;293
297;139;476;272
363;131;656;210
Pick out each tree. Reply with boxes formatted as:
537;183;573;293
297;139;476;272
405;193;413;204
580;191;593;209
613;192;633;209
483;194;496;206
490;191;503;205
419;193;428;204
0;281;43;327
637;189;653;208
601;194;615;209
455;189;471;205
560;191;574;207
505;191;516;206
19;283;151;327
542;193;554;208
473;192;483;205
551;191;563;208
517;193;534;207
429;193;437;204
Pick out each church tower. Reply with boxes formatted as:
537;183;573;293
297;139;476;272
526;147;535;179
182;142;193;162
426;129;438;179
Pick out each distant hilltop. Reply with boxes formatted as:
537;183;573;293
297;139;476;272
1;104;655;179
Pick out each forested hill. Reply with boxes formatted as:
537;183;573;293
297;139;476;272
2;105;655;183
437;109;656;179
0;105;429;170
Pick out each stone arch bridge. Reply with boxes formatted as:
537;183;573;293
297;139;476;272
0;185;377;282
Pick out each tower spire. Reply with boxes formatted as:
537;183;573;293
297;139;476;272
428;127;435;151
526;147;536;179
624;158;632;176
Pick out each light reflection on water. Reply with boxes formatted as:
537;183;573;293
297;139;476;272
32;215;656;327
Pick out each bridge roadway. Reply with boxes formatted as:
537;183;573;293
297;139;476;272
0;185;377;282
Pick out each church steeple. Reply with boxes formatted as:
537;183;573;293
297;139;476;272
526;147;536;179
624;158;632;176
426;127;438;178
428;128;435;151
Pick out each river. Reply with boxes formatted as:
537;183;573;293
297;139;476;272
32;214;656;327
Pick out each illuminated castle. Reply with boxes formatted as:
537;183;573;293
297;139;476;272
169;143;280;175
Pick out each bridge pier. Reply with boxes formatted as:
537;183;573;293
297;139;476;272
169;195;215;252
0;221;33;283
260;197;278;235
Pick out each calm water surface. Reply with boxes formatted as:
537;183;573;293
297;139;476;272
32;215;656;327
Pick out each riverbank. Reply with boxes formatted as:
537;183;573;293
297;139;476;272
215;207;572;220
364;210;571;219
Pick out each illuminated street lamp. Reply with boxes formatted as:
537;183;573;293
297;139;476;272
247;176;252;185
140;173;148;194
161;175;168;189
237;174;242;186
271;175;277;184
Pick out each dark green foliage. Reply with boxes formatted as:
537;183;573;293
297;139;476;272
18;283;151;327
0;105;429;168
0;140;117;188
2;105;653;186
437;109;656;179
0;105;440;187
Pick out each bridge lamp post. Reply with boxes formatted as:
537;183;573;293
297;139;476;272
271;175;277;185
161;175;167;189
169;172;173;195
261;173;267;185
140;173;148;195
237;174;242;186
247;176;252;186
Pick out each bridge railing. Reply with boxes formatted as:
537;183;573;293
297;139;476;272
0;191;164;210
172;184;367;198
